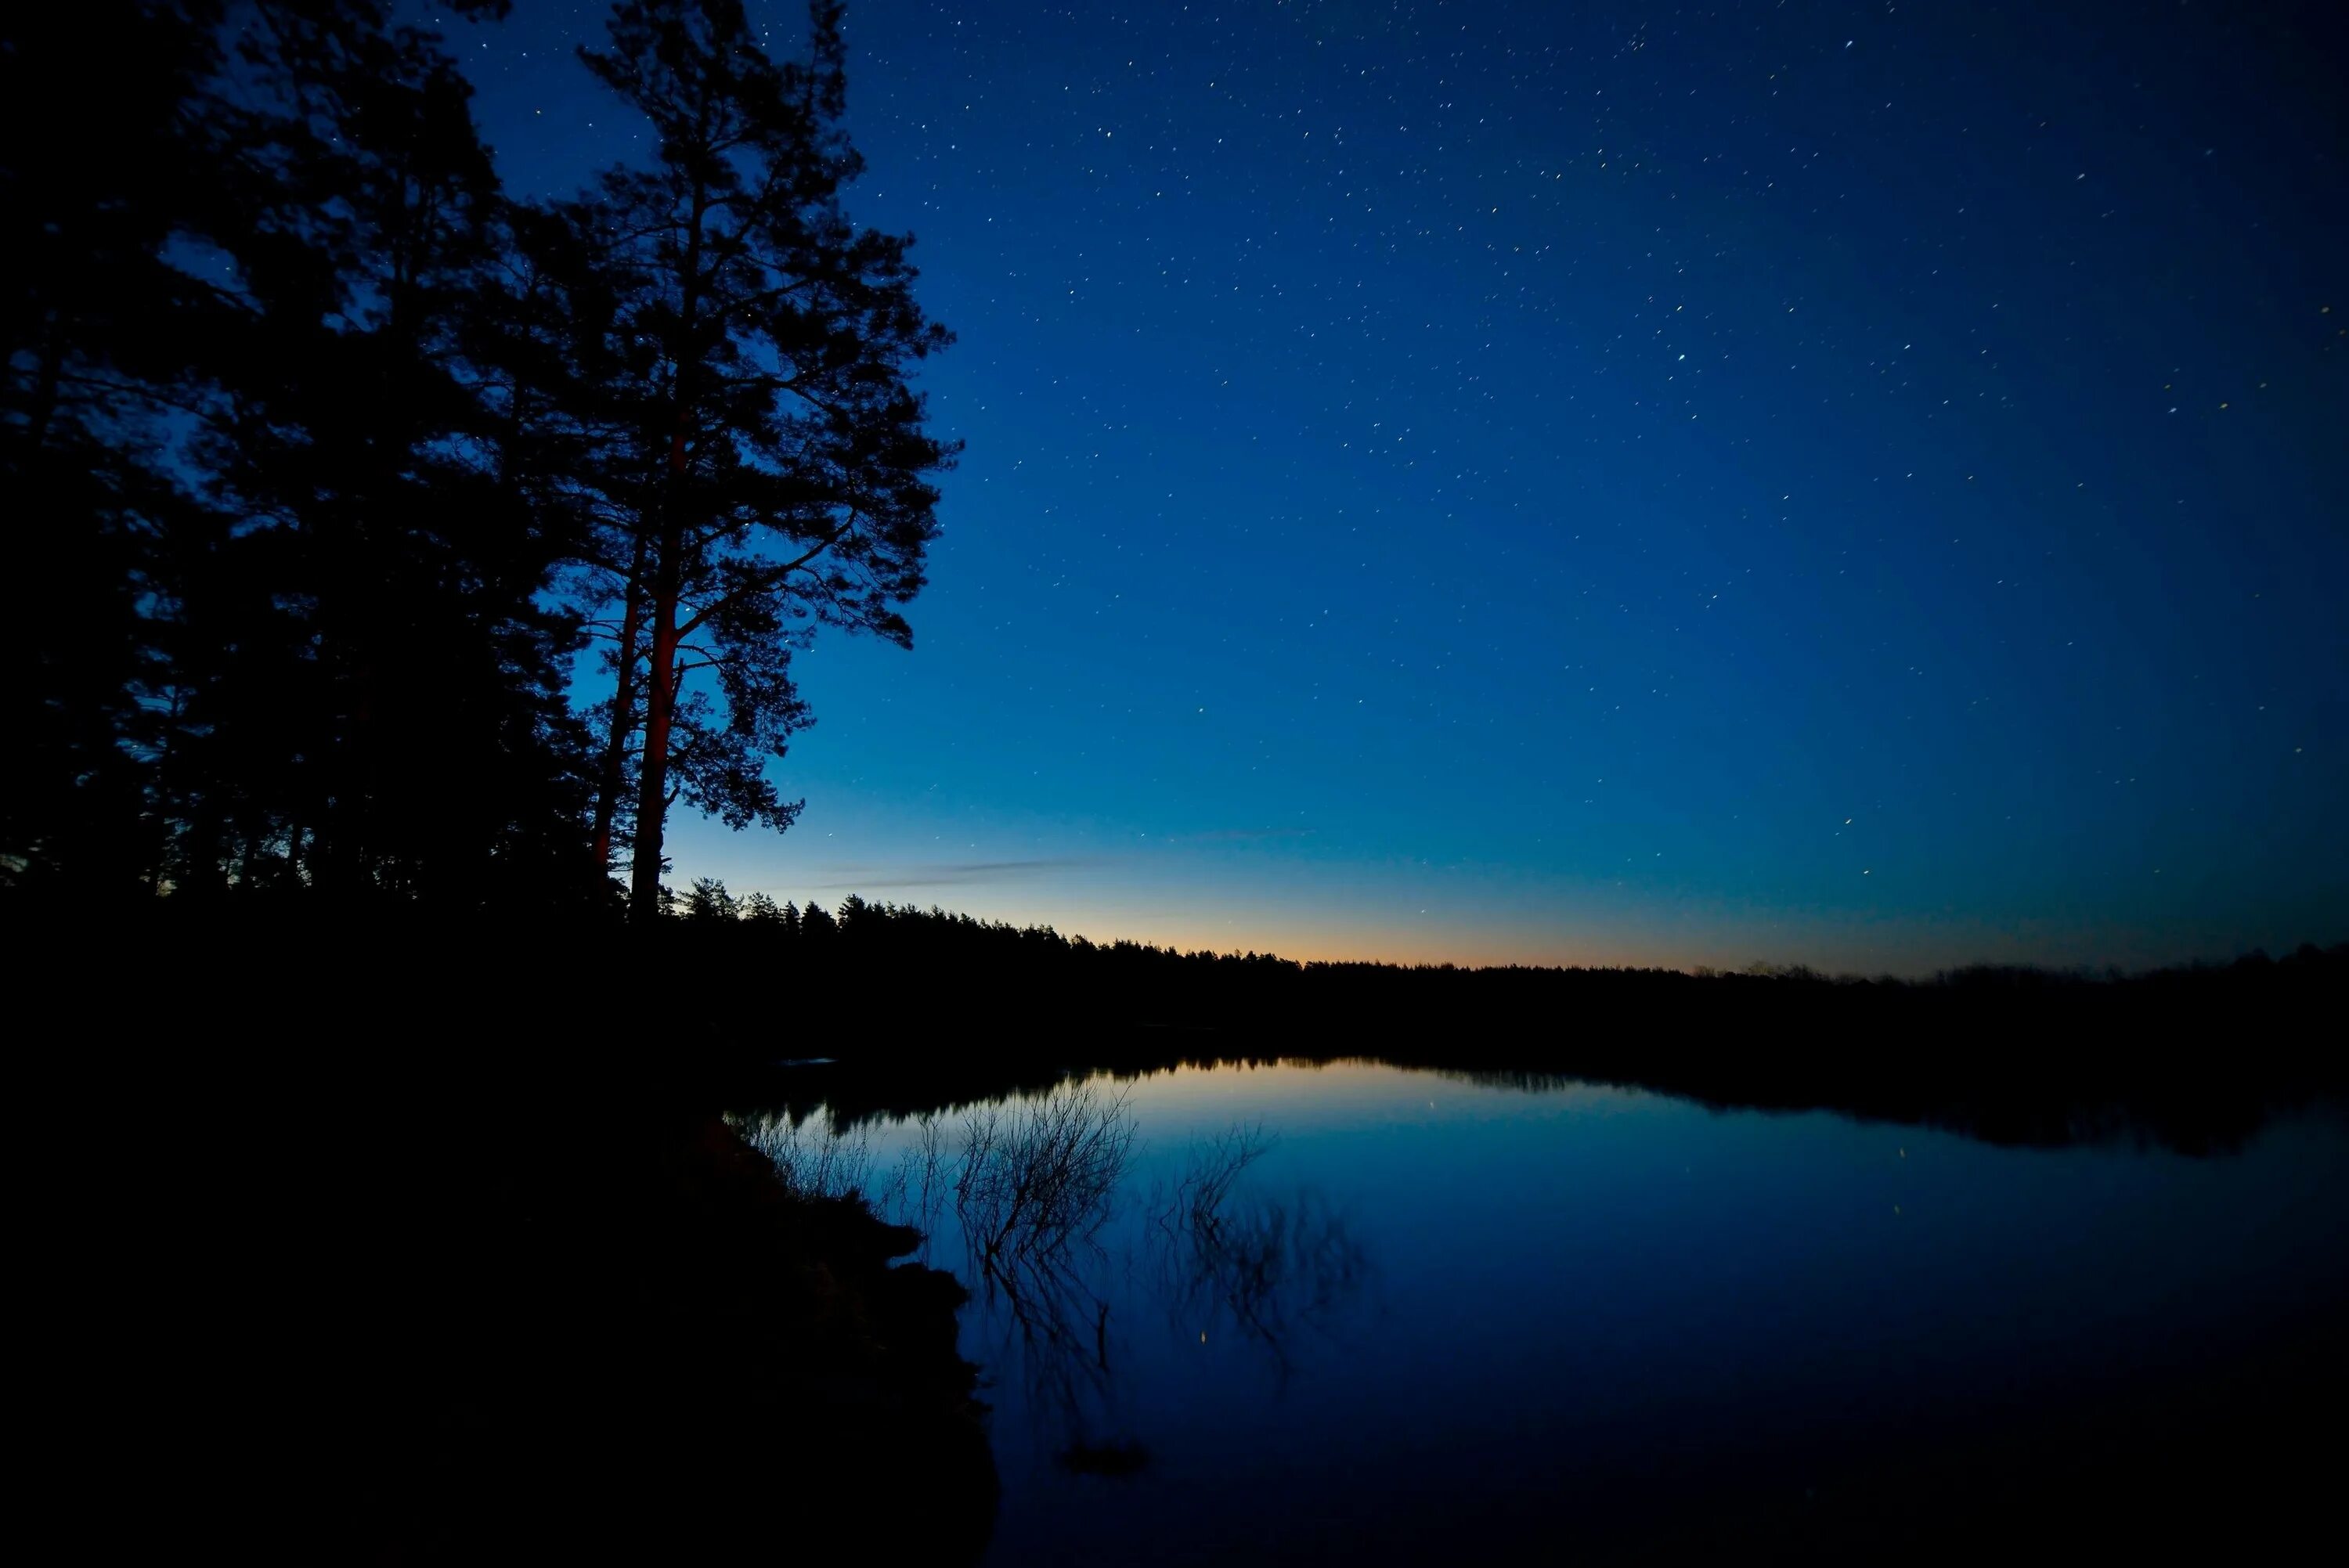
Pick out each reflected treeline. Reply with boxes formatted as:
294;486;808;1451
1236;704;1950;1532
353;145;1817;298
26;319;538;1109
1400;1058;2302;1155
743;1090;1375;1472
746;1027;2339;1156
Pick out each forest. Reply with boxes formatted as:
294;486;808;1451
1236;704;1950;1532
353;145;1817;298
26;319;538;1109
7;0;947;920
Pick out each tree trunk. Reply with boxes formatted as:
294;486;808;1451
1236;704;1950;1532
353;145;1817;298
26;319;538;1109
619;138;716;925
626;559;679;923
591;530;650;872
625;168;710;925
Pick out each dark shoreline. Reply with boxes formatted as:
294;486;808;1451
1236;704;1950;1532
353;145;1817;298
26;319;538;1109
45;1044;1001;1564
27;908;2345;1560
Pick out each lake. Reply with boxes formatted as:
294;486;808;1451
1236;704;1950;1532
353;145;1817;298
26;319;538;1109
748;1058;2349;1563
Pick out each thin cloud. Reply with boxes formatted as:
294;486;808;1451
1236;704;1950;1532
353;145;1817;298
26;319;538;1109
810;857;1102;890
1161;827;1317;844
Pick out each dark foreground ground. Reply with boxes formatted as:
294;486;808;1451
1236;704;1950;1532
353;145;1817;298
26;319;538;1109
55;1055;998;1563
21;911;2347;1562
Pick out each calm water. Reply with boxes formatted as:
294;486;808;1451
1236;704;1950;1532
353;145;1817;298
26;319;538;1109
754;1061;2349;1563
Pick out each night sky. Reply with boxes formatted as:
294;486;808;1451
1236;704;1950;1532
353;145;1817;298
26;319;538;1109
446;2;2345;972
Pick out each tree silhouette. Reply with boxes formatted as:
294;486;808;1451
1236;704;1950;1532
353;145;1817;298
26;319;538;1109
4;2;946;917
2;2;229;896
186;1;593;905
4;2;619;910
568;0;956;921
468;195;648;885
686;875;739;921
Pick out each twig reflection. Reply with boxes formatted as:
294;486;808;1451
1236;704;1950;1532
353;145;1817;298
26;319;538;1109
1149;1126;1370;1376
951;1086;1138;1464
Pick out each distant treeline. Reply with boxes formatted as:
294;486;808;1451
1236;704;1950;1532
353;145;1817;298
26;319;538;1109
666;880;2349;1021
81;878;2347;1047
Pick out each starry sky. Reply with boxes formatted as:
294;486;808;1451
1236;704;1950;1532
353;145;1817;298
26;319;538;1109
446;1;2346;972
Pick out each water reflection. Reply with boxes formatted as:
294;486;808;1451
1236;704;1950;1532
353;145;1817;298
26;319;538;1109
746;1086;1377;1475
949;1087;1135;1469
745;1063;2349;1566
1147;1127;1370;1377
751;1044;2330;1158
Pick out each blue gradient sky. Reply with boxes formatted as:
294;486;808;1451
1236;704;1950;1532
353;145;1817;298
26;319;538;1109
452;2;2346;971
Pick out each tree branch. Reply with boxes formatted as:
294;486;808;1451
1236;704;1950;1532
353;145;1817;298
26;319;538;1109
672;508;863;642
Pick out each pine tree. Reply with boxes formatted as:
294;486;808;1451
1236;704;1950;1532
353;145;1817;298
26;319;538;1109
572;0;956;922
685;876;738;921
472;195;654;883
143;1;597;907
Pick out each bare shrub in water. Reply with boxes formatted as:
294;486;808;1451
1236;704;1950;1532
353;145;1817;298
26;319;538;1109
956;1084;1137;1266
935;1086;1140;1459
740;1117;877;1202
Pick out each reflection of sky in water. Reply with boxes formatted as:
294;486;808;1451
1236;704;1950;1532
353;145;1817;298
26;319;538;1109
781;1063;2349;1565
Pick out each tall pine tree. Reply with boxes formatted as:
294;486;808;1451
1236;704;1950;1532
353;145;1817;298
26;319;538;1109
572;0;956;919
